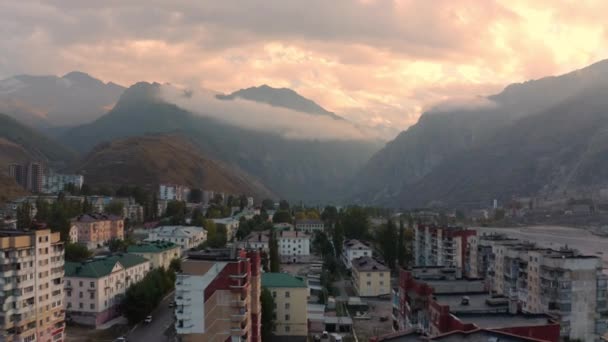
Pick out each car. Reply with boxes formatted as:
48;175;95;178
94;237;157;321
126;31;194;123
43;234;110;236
144;315;152;324
115;337;127;342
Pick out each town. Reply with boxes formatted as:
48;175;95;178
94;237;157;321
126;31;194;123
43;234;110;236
2;165;608;342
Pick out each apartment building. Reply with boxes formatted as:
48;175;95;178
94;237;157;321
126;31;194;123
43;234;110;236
146;226;206;251
351;256;390;297
42;172;84;194
0;227;65;342
477;234;607;341
262;273;308;339
71;214;124;249
212;217;240;241
64;254;150;327
127;241;181;270
277;231;311;263
9;162;44;193
175;249;261;342
294;219;324;234
342;239;372;269
413;225;477;278
239;231;270;252
158;183;190;201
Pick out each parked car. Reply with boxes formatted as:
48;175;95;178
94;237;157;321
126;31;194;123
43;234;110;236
115;337;127;342
144;315;152;324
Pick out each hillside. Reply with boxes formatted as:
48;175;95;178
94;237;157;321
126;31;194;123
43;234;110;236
60;83;380;202
217;84;343;120
0;174;27;204
73;135;275;199
354;59;608;208
0;113;75;171
0;71;124;128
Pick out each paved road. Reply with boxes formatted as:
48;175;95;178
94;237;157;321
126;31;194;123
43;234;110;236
127;292;175;342
476;225;608;269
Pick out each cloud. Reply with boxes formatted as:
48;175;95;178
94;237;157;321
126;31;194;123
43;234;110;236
159;85;382;141
0;0;607;137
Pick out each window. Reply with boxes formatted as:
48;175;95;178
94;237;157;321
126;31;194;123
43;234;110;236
380;281;384;286
79;292;83;298
66;291;71;297
79;303;83;309
89;292;94;299
285;314;290;321
379;273;384;277
285;303;290;309
367;273;371;277
90;303;95;310
285;326;290;332
79;281;83;286
90;282;94;288
285;291;290;298
367;281;371;286
272;291;276;298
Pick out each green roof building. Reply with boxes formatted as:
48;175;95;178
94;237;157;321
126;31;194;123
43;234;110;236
127;240;181;270
261;272;307;288
261;272;308;337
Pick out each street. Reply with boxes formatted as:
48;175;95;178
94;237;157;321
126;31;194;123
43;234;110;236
127;292;175;342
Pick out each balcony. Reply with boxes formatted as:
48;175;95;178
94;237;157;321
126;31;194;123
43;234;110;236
231;309;248;322
229;272;248;279
232;299;247;307
231;319;249;334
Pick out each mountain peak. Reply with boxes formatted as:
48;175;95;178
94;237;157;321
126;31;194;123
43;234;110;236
62;71;104;85
216;84;343;120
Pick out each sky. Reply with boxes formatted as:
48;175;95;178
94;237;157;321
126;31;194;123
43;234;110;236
1;0;607;135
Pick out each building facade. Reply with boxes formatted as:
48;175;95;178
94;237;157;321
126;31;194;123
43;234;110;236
351;256;390;297
294;220;324;234
146;226;206;251
277;231;311;263
42;172;84;194
212;218;240;241
175;249;261;341
127;241;181;270
413;225;477;278
159;184;190;201
64;254;150;327
71;214;124;249
262;273;308;339
342;239;372;269
239;231;270;252
0;228;65;342
9;162;44;193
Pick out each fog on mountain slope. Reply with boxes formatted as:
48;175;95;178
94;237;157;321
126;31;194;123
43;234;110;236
0;71;124;128
161;85;382;141
354;59;608;208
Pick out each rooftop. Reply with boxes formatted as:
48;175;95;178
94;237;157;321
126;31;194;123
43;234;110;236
295;219;324;225
186;248;239;261
278;230;310;239
343;239;371;250
243;231;270;243
65;253;149;278
72;213;122;222
352;256;389;272
455;313;555;330
127;240;179;253
435;293;508;313
261;272;307;288
150;225;205;237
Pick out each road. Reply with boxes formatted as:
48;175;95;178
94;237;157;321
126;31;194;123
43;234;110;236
127;291;175;342
476;225;608;269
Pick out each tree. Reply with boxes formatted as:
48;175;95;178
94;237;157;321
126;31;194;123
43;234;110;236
341;206;370;239
191;208;205;227
82;197;92;214
165;200;186;224
169;258;182;273
188;188;203;203
306;209;320;220
294;211;306;221
16;203;32;230
261;199;275;211
278;200;290;211
397;220;406;268
206;208;222;219
104;200;125;216
80;183;92;196
65;243;92;262
379;219;398;270
333;220;344;257
121;268;174;324
35;198;51;222
205;219;217;246
260;287;276;341
269;229;280;272
272;210;292;224
108;238;129;252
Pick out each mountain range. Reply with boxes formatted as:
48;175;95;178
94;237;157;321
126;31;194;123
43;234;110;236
353;59;608;208
3;61;608;207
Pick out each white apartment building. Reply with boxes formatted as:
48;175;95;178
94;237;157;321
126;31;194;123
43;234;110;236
342;239;372;269
277;230;310;263
146;226;207;251
0;227;66;342
413;225;477;278
478;233;608;341
294;219;324;234
64;254;150;327
42;172;84;194
158;184;190;201
238;231;270;252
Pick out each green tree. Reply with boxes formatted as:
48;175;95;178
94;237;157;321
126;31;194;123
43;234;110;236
104;200;125;216
206;208;222;219
121;268;175;324
261;199;275;211
379;219;398;270
321;206;338;226
17;203;32;230
80;183;92;196
397;220;406;268
269;229;280;272
272;210;292;224
341;206;370;239
205;219;217;246
278;200;290;211
260;287;276;341
65;243;92;262
169;258;182;273
35;198;51;222
333;220;344;257
82;197;92;214
191;208;205;227
108;238;131;252
188;188;203;203
165;200;186;224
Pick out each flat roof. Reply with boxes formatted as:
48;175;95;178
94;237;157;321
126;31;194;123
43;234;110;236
352;256;389;272
455;313;554;329
435;293;508;313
